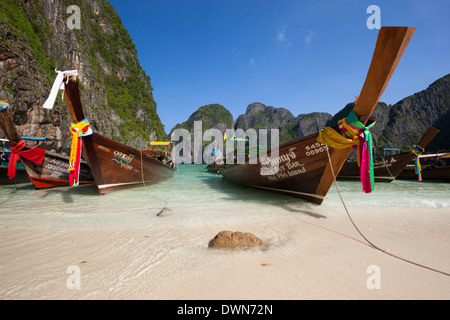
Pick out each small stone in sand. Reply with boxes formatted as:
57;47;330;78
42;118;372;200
208;231;263;249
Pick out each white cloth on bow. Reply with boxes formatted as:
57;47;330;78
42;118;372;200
42;69;78;109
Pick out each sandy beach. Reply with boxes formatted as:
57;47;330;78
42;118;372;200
1;203;449;300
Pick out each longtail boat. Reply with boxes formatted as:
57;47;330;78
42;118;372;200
397;152;450;181
47;72;177;194
338;127;439;182
221;26;415;204
0;104;95;189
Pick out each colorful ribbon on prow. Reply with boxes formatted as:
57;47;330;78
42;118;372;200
1;101;46;179
317;110;376;193
409;145;424;181
68;119;93;186
8;139;45;180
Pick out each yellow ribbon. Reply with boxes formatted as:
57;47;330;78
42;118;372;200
68;120;91;172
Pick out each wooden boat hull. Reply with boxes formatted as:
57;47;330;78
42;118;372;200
0;151;94;188
0;108;95;189
397;153;450;181
26;150;94;188
397;165;450;181
76;132;175;194
221;133;336;204
63;76;176;194
339;152;415;182
205;164;225;173
221;26;416;204
338;127;439;182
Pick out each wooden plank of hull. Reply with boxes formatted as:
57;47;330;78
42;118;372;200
221;132;330;204
0;107;95;188
398;165;450;181
83;133;175;194
339;152;415;182
339;127;439;182
206;164;225;172
221;26;416;204
397;152;450;181
63;77;176;194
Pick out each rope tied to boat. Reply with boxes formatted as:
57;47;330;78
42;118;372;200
68;119;93;186
410;145;425;181
317;110;376;193
320;133;450;277
7;139;45;180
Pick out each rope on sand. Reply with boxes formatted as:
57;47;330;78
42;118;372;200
322;139;450;277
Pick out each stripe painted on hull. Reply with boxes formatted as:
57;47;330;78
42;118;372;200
339;176;396;180
250;185;325;200
97;179;165;190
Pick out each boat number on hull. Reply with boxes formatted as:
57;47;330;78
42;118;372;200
305;142;328;157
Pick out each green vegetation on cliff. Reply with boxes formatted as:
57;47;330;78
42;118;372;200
72;0;166;142
0;0;55;80
171;103;234;133
0;0;166;148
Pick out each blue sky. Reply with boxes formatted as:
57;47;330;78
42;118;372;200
108;0;450;134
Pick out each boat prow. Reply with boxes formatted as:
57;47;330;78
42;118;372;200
338;127;440;182
0;105;95;189
221;26;416;204
59;74;176;194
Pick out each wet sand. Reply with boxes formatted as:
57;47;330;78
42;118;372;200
1;205;449;300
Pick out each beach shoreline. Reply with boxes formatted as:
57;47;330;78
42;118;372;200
1;204;449;300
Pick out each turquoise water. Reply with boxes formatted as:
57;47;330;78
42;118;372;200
0;164;449;228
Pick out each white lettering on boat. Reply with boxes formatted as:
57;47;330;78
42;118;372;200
46;159;70;177
50;158;70;168
260;147;296;168
373;157;396;169
265;161;306;181
305;142;328;157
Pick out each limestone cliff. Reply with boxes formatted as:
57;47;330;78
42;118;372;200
328;74;450;154
234;102;331;144
169;103;234;137
0;0;166;154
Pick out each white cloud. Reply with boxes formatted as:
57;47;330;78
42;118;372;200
230;47;239;55
277;26;288;42
304;30;316;45
249;57;255;67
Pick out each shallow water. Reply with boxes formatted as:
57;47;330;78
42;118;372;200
0;164;448;228
1;164;449;300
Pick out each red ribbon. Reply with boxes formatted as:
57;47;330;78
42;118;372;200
7;140;45;179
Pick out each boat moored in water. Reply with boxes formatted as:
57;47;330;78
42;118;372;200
221;27;416;204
